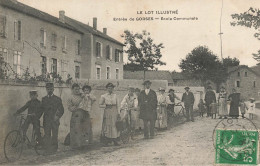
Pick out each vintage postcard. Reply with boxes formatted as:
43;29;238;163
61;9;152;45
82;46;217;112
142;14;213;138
0;0;260;165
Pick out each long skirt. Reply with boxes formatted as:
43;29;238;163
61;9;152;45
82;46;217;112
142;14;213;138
101;106;119;139
229;102;239;118
218;98;228;116
70;109;92;148
156;105;167;129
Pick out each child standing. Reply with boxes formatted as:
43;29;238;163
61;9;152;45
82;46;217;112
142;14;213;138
210;101;218;119
248;98;256;120
13;90;42;142
198;99;206;117
239;99;247;119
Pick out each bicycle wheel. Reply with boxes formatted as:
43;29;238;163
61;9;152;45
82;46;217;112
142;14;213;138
4;130;23;162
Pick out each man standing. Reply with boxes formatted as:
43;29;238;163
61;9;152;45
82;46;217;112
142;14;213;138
42;82;64;154
138;80;157;139
181;87;195;122
204;86;216;117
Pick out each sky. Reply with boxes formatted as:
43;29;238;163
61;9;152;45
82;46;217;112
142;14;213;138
19;0;260;72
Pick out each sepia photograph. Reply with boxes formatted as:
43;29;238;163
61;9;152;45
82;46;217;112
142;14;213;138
0;0;260;165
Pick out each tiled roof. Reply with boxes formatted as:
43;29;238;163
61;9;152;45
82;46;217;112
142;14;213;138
0;0;82;34
228;65;260;76
65;16;124;46
251;65;260;75
124;70;173;83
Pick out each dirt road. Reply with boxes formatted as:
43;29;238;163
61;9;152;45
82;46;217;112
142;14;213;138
6;116;259;165
44;117;218;165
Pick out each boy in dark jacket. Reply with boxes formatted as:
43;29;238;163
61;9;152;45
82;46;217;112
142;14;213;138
14;90;42;141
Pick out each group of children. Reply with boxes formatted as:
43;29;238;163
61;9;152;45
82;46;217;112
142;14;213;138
198;98;256;119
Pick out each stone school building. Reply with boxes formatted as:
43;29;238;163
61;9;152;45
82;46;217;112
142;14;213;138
0;0;124;80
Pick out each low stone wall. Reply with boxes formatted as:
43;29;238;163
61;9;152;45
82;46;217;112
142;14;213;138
0;79;168;145
0;80;205;158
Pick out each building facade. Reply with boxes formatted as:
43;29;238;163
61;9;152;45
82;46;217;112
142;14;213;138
0;0;84;80
64;14;124;80
226;65;260;100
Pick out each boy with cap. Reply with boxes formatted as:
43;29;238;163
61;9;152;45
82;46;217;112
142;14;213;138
41;82;64;154
14;90;42;142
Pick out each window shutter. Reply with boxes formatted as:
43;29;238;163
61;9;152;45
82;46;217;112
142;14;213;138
43;30;46;46
57;59;61;75
106;45;109;59
0;16;6;37
14;21;17;40
18;21;21;40
96;42;98;57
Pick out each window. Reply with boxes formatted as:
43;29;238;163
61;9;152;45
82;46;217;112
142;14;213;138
14;21;21;40
51;33;57;50
75;66;80;79
254;81;256;88
61;60;68;78
0;48;8;76
62;36;67;53
0;16;7;38
237;72;240;77
96;42;102;57
40;28;46;47
13;51;21;75
236;81;240;88
51;58;57;74
41;56;47;75
96;66;101;79
115;49;120;62
0;48;8;62
116;68;119;79
76;40;81;55
106;45;112;60
245;72;248;77
106;66;110;79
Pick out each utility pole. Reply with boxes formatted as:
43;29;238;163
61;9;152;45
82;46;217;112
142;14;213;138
219;0;224;62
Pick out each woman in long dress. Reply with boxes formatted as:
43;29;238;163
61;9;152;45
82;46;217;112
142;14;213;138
78;85;96;144
228;88;240;118
218;87;228;119
99;83;120;146
157;87;167;130
67;83;96;149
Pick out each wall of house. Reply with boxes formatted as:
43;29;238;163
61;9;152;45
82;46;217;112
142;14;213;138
91;35;124;80
0;5;82;80
0;79;169;155
226;68;260;100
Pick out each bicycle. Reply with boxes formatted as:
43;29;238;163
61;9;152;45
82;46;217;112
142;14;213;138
119;107;136;144
167;102;186;120
4;114;44;162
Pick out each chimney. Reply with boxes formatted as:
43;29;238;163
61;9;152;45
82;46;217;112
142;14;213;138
59;10;65;23
103;28;107;35
93;17;97;30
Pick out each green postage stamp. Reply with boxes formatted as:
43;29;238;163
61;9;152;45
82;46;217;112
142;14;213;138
215;129;258;165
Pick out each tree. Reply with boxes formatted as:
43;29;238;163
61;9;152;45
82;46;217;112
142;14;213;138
179;46;240;89
123;62;144;71
231;7;260;62
121;30;166;79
